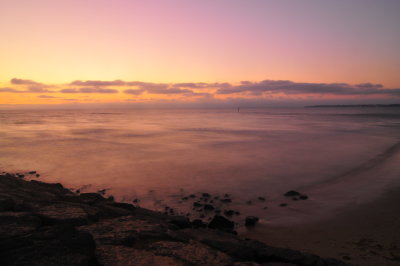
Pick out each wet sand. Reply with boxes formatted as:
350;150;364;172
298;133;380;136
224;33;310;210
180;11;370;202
242;181;400;266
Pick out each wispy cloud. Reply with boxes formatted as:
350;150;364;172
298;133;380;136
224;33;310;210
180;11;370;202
0;87;23;93
2;78;399;101
37;95;57;98
215;80;400;96
11;78;43;86
60;87;118;93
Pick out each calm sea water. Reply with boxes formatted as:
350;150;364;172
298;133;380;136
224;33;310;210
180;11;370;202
1;107;399;224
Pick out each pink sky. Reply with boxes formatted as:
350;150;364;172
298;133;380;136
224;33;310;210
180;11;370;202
0;0;399;105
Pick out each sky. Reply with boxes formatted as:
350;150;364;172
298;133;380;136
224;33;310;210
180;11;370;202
0;0;399;106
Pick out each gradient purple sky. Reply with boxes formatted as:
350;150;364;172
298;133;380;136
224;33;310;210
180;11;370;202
0;0;399;105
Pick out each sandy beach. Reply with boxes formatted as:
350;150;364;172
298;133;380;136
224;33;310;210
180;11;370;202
242;173;400;266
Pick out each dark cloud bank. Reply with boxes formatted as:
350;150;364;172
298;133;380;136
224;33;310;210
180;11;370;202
2;78;399;107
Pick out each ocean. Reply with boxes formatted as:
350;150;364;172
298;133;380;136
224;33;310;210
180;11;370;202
1;107;399;225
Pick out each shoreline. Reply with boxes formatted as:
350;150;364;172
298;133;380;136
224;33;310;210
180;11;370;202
242;183;400;266
0;172;348;266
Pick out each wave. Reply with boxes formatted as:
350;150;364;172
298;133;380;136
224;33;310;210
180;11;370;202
313;140;400;187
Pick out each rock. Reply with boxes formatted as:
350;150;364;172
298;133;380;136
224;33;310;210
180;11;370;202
0;224;96;266
78;193;106;204
208;215;235;231
280;203;288;207
98;189;106;195
0;173;350;266
169;216;191;229
258;197;266;201
224;210;235;216
284;190;300;197
132;198;140;203
204;204;215;211
299;195;308;200
0;198;15;212
246;200;253;205
245;216;259;226
193;202;203;208
28;171;36;174
36;174;40;177
192;219;207;228
202;193;211;198
221;198;232;203
36;203;89;226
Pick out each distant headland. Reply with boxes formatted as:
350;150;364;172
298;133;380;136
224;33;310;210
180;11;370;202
305;104;400;108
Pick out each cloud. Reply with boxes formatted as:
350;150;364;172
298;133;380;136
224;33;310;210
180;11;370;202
70;80;125;86
11;78;43;86
37;95;57;98
0;87;23;93
60;87;118;93
124;89;145;95
215;80;400;96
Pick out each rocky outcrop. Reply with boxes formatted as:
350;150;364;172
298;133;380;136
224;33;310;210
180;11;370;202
0;173;349;266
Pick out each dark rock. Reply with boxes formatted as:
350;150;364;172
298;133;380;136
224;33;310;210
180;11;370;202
132;198;140;203
202;193;211;198
169;216;191;229
246;200;253;205
107;195;115;201
193;202;203;208
284;190;300;197
36;174;40;177
98;189;106;195
192;219;207;228
112;202;136;211
224;210;235;216
28;171;36;174
280;203;288;207
78;193;106;204
299;194;308;200
258;197;266;201
221;198;232;203
0;224;96;266
204;204;215;211
189;194;196;198
0;198;15;212
208;215;234;231
245;216;259;226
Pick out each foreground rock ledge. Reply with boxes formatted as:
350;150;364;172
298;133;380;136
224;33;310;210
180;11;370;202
0;173;348;266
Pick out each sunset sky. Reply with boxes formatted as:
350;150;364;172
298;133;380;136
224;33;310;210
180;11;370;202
0;0;399;106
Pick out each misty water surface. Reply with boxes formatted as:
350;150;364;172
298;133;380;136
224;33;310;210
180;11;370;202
1;107;399;224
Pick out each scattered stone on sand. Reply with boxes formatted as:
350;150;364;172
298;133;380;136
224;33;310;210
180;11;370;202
258;196;266;201
245;216;259;227
284;190;301;197
0;172;349;266
280;203;288;207
28;171;37;174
